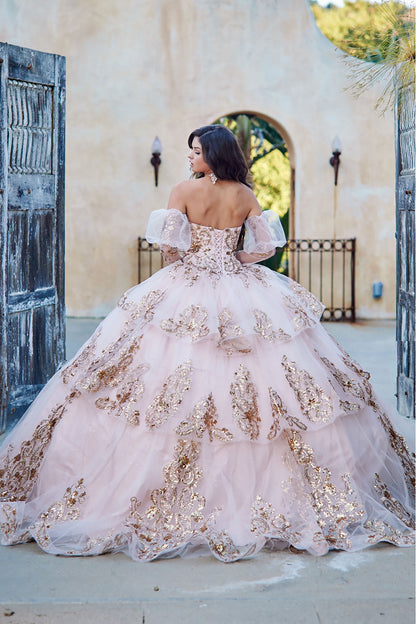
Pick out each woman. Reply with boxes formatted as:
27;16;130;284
0;125;414;562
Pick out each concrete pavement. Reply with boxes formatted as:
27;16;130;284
0;318;414;624
0;542;414;623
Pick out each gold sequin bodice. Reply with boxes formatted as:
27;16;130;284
182;223;242;276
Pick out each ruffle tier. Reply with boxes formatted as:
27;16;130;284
118;262;325;348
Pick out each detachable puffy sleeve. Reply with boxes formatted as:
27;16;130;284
236;210;286;265
145;208;191;263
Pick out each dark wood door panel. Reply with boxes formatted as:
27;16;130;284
395;81;415;418
0;43;65;434
7;44;56;85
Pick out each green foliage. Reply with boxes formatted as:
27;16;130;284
309;1;415;112
309;1;411;63
215;114;287;166
251;148;290;219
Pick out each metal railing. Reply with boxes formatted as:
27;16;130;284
286;239;355;322
137;239;166;283
137;237;356;322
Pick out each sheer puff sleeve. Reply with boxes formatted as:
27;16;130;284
236;210;287;265
145;209;191;264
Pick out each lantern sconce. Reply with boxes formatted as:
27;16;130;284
150;137;162;187
329;136;342;186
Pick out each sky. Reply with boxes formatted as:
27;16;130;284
315;0;415;6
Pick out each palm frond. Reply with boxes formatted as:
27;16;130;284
344;5;415;114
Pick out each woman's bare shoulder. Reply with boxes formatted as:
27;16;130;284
168;180;196;212
236;183;255;198
236;184;262;216
171;179;195;195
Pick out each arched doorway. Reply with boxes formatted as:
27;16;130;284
213;112;296;274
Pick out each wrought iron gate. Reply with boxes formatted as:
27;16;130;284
395;80;415;418
0;43;66;434
138;237;356;322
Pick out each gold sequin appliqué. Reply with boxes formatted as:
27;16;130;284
242;265;270;288
207;530;255;562
81;531;127;556
341;350;416;497
123;438;212;560
118;289;166;322
330;346;416;499
163;210;186;243
145;361;193;429
64;319;151;427
363;519;415;546
161;245;180;264
0;391;80;504
189;225;213;254
217;309;251;354
61;329;102;385
160;305;209;341
267;388;284;439
253;309;290;343
373;473;415;529
33;479;87;550
64;318;150;428
158;210;186;263
169;261;199;286
250;495;302;546
169;226;220;286
289;281;323;320
338;399;362;415
95;363;150;426
283;296;316;331
317;350;415;540
0;504;32;545
285;430;364;549
81;438;246;562
176;393;234;442
230;365;261;439
75;325;143;395
282;356;333;424
169;224;270;289
336;345;379;411
63;318;144;398
319;354;368;404
218;308;242;342
377;412;415;500
268;387;307;440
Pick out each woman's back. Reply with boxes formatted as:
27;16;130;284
168;177;261;229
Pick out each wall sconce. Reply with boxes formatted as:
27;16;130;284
150;136;162;187
329;136;342;186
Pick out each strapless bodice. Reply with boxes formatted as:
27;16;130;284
180;222;242;277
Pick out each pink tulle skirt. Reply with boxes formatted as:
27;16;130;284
0;265;414;561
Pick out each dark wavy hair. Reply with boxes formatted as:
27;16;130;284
188;125;251;187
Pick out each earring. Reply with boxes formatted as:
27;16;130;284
209;172;217;185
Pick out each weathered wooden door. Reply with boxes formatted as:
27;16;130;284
0;43;66;434
395;80;415;418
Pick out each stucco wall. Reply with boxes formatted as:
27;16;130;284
0;0;396;318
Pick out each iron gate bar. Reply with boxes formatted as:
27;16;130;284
138;237;356;322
